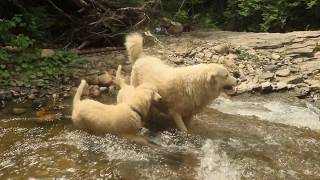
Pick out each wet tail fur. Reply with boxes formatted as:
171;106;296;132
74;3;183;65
125;33;144;63
73;80;86;108
115;65;127;88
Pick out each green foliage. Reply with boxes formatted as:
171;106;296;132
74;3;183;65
160;0;320;32
0;13;83;87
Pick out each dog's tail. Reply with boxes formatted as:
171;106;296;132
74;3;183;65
125;32;143;63
114;65;126;88
73;80;86;108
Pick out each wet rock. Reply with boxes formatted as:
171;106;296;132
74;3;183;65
263;65;278;72
260;72;274;80
41;49;55;58
12;107;26;115
261;82;273;93
271;53;281;60
295;86;310;98
98;72;113;86
0;90;12;100
275;69;291;77
235;81;261;94
167;22;183;36
278;75;303;84
212;44;229;54
27;94;36;100
99;87;108;92
246;64;255;73
89;85;101;97
305;80;320;91
87;75;99;85
272;82;287;91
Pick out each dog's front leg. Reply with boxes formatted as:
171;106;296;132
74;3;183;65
169;110;188;132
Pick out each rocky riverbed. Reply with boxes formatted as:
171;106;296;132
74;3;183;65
1;30;320;114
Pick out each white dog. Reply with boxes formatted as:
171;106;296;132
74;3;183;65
71;65;161;143
125;33;238;132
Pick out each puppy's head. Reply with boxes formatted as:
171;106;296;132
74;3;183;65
206;64;238;92
137;83;162;103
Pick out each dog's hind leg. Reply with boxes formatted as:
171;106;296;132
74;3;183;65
169;110;188;132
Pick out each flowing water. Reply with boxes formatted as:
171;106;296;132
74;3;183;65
1;94;320;179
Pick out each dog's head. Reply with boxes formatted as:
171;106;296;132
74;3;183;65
206;64;238;92
136;83;162;103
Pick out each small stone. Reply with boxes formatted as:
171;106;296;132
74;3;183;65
295;86;310;98
89;85;100;97
27;94;36;100
260;72;274;80
275;69;290;77
0;90;12;100
263;65;278;72
167;21;183;36
12;107;26;115
246;64;255;73
204;52;213;59
212;44;229;54
99;87;108;92
261;82;273;93
86;75;99;85
272;82;287;91
98;72;113;86
41;49;55;58
271;53;281;60
224;58;235;67
195;52;205;59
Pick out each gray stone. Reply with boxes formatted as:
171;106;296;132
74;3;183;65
261;82;273;93
212;44;229;54
263;65;278;72
260;72;274;80
12;107;26;115
271;53;281;60
98;72;113;86
86;75;99;85
0;90;12;100
89;85;101;97
275;69;291;77
295;86;310;98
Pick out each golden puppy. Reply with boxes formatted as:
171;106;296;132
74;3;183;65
125;33;238;132
71;65;161;143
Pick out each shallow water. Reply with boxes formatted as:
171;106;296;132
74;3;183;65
1;94;320;179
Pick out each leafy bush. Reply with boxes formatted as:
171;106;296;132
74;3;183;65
0;14;83;87
160;0;320;32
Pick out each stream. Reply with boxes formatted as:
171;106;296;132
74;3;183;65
1;93;320;179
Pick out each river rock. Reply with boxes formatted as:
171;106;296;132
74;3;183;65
271;53;281;60
0;90;12;100
87;75;99;85
260;72;274;80
89;85;101;97
263;65;278;72
275;69;291;77
278;75;303;84
295;86;310;98
167;21;183;36
212;44;229;54
12;107;26;115
261;82;273;93
272;82;287;91
305;80;320;91
98;72;113;86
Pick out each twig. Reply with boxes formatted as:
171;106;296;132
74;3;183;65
46;0;74;21
73;47;125;55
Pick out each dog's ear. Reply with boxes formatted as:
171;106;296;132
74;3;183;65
207;71;218;83
153;92;162;102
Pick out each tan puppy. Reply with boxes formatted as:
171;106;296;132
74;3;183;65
126;33;238;132
71;65;161;142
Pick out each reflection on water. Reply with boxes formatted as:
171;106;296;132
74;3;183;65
1;95;320;179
